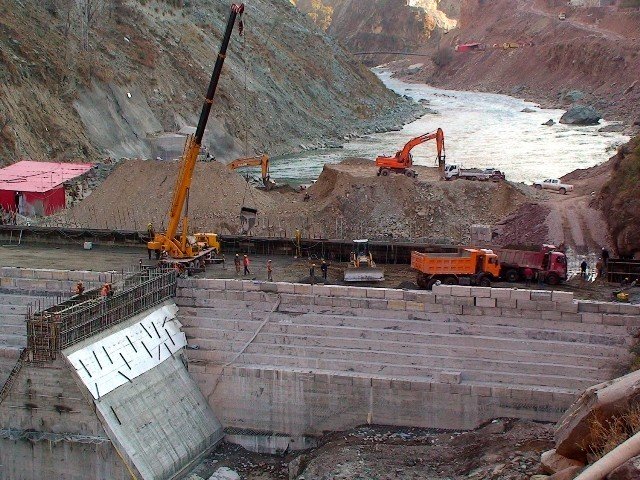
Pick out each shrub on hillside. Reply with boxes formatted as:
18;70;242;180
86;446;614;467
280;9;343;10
432;47;454;67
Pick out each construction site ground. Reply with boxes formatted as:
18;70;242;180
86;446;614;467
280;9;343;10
2;242;637;304
188;420;554;480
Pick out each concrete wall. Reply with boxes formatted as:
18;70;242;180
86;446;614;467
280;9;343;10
0;359;130;480
176;279;638;436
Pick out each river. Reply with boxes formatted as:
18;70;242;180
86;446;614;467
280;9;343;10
266;69;628;185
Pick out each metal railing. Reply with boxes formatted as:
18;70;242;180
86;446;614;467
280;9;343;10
26;268;177;362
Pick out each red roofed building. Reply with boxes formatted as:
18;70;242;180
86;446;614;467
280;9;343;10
0;161;93;217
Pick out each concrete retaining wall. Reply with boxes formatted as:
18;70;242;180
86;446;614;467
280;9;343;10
176;279;639;436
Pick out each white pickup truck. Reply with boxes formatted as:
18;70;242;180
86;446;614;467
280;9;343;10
533;178;574;194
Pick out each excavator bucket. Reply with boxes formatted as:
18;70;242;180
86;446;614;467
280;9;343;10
344;267;385;282
240;206;257;234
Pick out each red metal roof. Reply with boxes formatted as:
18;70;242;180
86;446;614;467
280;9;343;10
0;160;93;193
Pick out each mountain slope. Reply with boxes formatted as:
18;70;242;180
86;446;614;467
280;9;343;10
0;0;413;164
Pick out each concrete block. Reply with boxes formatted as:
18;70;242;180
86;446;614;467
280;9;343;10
443;304;463;315
511;290;531;301
530;291;553;301
276;283;295;294
403;292;417;302
437;295;455;305
470;287;491;298
431;284;452;296
490;288;512;300
557;302;579;313
414;292;436;304
438;371;461;384
332;297;352;308
367;299;388;310
225;280;243;291
551;291;574;303
516;299;537;310
578;301;600;313
312;285;331;296
450;384;472;395
471;385;492;397
372;378;391;389
476;297;496;308
619;304;640;315
603;314;637;327
453;297;475;307
450;286;471;297
431;383;451;394
34;270;54;279
409;381;431;392
541;310;563;321
384;289;405;300
535;301;557;311
598;303;621;314
424;303;445;313
391;379;412;391
581;312;602;324
350;299;367;308
259;283;278;293
496;298;518;309
294;284;312;295
206;279;226;290
365;289;385;299
405;301;425;312
388;300;407;311
242;280;262;292
244;292;265;302
347;287;367;298
330;286;350;297
561;312;581;323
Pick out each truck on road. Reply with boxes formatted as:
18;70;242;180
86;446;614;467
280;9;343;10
444;164;504;181
493;245;568;285
533;178;574;194
412;248;501;290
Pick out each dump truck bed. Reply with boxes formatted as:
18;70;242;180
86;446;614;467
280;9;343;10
493;248;545;269
411;251;478;275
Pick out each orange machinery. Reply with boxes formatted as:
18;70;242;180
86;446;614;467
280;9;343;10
227;154;276;190
147;3;244;260
375;128;445;178
411;248;500;290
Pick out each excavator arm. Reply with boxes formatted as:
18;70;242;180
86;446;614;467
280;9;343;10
227;154;274;189
375;128;445;175
397;128;445;165
148;3;244;259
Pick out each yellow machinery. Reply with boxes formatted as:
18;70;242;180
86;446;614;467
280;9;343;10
227;154;276;190
148;3;244;260
344;239;384;282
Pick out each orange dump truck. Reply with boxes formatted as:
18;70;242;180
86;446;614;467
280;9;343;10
411;248;501;290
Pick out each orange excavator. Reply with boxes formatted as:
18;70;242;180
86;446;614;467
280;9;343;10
147;3;244;261
375;128;445;178
227;154;276;190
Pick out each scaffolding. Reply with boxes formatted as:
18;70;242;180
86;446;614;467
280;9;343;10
26;268;177;362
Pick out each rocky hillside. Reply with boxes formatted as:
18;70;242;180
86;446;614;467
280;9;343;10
400;0;640;128
597;135;640;258
0;0;415;164
322;0;456;65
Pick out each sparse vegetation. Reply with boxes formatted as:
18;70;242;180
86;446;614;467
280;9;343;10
588;402;640;461
431;46;454;67
291;0;334;31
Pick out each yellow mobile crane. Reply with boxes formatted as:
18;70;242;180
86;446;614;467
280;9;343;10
148;3;245;261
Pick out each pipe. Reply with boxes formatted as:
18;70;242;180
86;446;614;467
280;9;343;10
573;431;640;480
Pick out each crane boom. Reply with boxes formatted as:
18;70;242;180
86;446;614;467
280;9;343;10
149;3;244;259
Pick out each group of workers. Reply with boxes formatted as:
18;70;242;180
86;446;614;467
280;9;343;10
232;254;330;283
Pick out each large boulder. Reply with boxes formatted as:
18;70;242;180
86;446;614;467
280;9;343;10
607;455;640;479
208;468;240;480
550;466;583;479
555;370;640;462
559;105;602;125
542;449;585;474
562;90;586;103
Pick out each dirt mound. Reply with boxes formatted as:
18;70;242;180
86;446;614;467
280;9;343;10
493;202;551;248
55;159;276;232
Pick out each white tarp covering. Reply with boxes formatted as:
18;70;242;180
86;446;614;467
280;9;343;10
65;304;187;399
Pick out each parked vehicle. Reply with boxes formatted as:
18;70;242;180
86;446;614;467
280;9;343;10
493;245;568;285
412;248;500;289
444;164;503;181
558;12;566;20
533;178;574;194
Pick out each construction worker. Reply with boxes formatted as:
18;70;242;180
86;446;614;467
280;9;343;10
523;267;533;287
596;258;603;279
580;260;588;280
310;263;316;285
267;260;273;282
321;259;329;282
75;282;84;296
234;254;241;275
602;247;610;273
100;283;110;297
243;254;251;276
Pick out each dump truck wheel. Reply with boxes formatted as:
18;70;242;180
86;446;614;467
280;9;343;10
405;170;414;178
416;274;427;288
546;273;560;285
381;169;389;177
443;276;457;285
470;176;477;181
479;276;491;287
426;278;440;290
505;269;519;283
